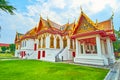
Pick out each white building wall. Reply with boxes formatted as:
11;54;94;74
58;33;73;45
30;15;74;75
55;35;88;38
26;39;34;50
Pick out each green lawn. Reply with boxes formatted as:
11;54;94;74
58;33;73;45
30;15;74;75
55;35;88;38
0;60;108;80
0;53;17;59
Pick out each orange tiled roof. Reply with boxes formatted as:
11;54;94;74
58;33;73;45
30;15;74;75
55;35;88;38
97;19;112;30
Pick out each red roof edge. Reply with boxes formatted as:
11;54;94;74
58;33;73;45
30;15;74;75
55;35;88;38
0;43;10;47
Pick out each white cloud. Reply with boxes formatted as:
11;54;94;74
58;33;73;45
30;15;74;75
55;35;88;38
50;0;66;9
0;11;36;32
69;0;119;14
1;0;120;43
24;0;120;25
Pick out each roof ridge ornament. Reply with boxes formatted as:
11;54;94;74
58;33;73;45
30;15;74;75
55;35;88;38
110;11;114;20
40;13;42;19
80;6;83;13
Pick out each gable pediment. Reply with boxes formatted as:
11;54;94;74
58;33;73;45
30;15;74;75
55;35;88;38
73;13;96;34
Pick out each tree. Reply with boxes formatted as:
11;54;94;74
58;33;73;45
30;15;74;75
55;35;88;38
1;46;7;52
113;30;120;52
9;44;15;52
0;0;16;15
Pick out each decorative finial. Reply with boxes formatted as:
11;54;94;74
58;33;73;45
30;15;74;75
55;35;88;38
111;11;114;19
80;6;83;13
39;13;42;19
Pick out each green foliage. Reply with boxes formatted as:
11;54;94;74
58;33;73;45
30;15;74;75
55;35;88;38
0;60;108;80
0;0;16;15
9;44;15;52
113;30;120;52
1;46;7;52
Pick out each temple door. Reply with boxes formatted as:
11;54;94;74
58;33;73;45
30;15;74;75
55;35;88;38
38;51;41;59
72;52;76;57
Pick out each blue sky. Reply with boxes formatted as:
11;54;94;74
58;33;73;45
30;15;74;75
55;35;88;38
0;0;120;44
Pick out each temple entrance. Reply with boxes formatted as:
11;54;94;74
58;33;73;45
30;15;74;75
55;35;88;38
38;51;41;59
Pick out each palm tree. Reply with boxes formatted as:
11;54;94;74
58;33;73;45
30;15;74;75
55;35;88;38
0;0;16;15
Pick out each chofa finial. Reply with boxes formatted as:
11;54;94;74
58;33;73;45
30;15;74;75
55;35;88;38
111;11;114;19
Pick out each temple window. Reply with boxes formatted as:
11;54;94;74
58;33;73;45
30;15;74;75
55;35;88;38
38;38;41;48
63;37;67;48
50;35;54;48
70;39;73;49
42;36;46;48
74;39;76;49
56;37;60;49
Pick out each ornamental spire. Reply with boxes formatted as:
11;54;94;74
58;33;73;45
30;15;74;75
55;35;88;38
110;11;114;20
80;6;83;13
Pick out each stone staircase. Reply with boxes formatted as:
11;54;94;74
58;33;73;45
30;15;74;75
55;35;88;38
55;48;65;62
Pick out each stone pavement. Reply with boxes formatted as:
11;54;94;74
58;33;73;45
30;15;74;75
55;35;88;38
105;60;120;80
117;59;120;80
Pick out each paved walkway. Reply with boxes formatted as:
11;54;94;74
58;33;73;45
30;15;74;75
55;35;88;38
117;59;120;80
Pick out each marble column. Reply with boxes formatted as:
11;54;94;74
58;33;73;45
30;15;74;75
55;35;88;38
96;35;102;56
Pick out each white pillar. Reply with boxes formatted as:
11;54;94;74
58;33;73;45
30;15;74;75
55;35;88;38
106;38;112;58
101;40;105;55
60;37;63;49
46;35;50;48
106;38;115;59
76;39;79;57
54;36;56;49
96;35;102;56
110;42;115;62
83;42;85;54
67;37;70;49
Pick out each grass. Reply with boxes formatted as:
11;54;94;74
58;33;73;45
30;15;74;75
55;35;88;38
0;60;109;80
0;53;17;59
